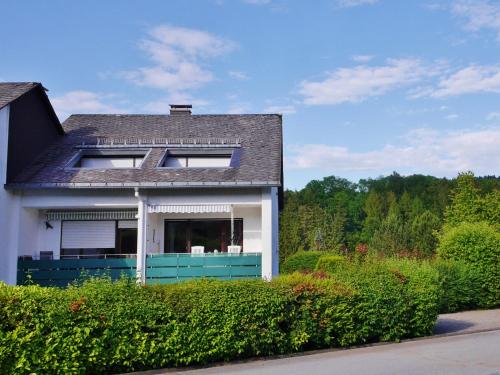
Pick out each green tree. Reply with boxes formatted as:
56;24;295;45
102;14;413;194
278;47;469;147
444;172;487;226
361;191;384;242
411;210;441;256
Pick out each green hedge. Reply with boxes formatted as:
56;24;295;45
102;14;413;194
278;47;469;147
315;255;346;273
316;257;440;338
281;251;325;273
432;260;483;313
0;272;440;374
437;222;500;307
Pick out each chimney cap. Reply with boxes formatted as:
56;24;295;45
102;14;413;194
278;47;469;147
169;104;192;115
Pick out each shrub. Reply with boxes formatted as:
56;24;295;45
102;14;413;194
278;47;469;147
437;222;500;307
281;251;324;274
315;255;346;273
317;257;440;339
431;260;483;313
0;272;440;374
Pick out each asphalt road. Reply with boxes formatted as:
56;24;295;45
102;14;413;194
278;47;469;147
165;330;500;375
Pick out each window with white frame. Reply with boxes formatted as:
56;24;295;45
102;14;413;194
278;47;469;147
161;149;233;168
71;149;148;169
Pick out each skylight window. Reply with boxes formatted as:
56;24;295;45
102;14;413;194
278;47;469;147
71;149;148;169
160;149;233;168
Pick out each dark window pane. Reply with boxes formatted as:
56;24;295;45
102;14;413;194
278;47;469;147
165;221;189;253
117;228;137;254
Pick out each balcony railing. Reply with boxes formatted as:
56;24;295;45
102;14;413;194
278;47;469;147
17;253;262;287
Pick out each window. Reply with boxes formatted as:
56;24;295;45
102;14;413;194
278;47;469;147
164;219;243;253
71;149;148;169
60;220;138;258
160;149;233;168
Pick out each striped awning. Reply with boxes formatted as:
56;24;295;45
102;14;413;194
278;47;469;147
46;210;138;221
148;204;232;214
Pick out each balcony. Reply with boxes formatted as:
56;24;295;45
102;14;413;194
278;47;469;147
17;253;262;287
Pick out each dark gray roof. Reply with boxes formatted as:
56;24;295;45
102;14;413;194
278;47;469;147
0;82;39;109
9;114;283;189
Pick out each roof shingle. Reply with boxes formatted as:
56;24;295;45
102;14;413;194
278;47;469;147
0;82;39;109
9;113;283;189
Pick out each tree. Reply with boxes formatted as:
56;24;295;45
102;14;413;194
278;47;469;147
411;210;441;256
361;191;384;242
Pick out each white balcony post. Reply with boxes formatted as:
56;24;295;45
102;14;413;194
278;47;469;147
230;204;234;246
261;187;279;280
135;189;147;284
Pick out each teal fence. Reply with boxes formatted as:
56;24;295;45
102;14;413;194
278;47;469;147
17;258;137;287
17;253;262;287
146;253;262;284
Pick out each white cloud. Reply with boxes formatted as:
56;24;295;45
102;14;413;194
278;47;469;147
336;0;379;8
452;0;500;42
228;71;250;80
264;105;296;114
227;102;252;114
286;127;500;177
352;55;374;62
299;59;427;105
51;91;124;121
430;65;500;97
124;25;235;92
445;113;459;120
486;112;500;121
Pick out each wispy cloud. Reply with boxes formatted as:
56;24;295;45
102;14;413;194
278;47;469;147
352;55;374;62
227;102;252;114
299;58;429;105
51;91;125;121
123;25;235;95
264;105;296;114
286;127;500;176
228;71;250;80
427;65;500;98
336;0;379;8
452;0;500;42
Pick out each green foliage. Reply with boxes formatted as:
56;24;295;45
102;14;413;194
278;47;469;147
437;222;500;307
280;173;499;261
444;172;499;228
431;260;483;313
411;210;441;257
0;273;440;374
315;255;346;273
281;251;325;274
316;257;440;339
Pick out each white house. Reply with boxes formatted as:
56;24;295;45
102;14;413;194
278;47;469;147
0;83;282;286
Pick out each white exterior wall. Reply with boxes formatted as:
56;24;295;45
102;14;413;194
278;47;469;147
19;186;277;280
261;187;279;279
0;105;20;284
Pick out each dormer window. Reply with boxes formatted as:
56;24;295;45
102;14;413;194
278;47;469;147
70;149;148;169
160;149;233;168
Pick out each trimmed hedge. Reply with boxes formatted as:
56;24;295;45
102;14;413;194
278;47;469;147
437;222;500;307
316;257;441;338
432;259;483;313
281;251;325;273
0;272;440;374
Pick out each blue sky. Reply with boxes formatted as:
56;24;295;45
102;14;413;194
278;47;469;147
1;0;499;189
